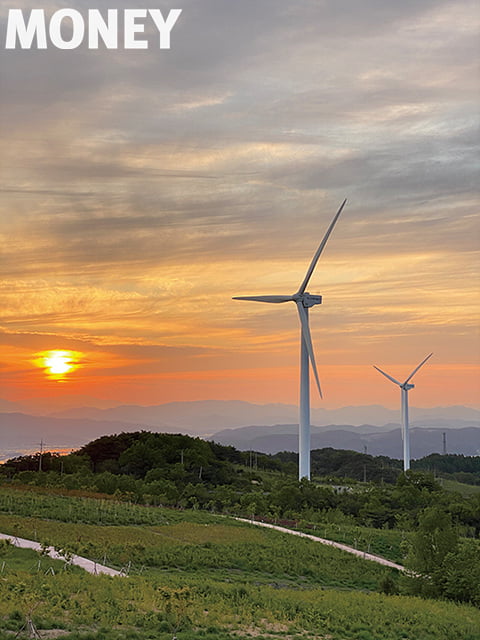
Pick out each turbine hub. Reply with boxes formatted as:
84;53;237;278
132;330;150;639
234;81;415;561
298;292;322;308
402;383;415;390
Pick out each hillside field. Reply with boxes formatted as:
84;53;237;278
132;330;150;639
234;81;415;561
0;486;479;640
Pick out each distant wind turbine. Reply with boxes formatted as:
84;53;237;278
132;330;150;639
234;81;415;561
233;199;347;480
373;353;433;471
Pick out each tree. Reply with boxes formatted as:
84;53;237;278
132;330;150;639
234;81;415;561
404;506;458;598
442;539;480;606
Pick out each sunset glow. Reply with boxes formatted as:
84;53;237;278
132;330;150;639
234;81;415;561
0;1;478;417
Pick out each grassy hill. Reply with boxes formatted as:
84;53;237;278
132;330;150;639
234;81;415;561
0;486;479;639
0;433;479;638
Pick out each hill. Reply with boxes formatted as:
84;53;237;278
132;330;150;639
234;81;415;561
0;487;479;639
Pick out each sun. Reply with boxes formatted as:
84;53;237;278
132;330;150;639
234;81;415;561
35;350;81;380
45;351;73;375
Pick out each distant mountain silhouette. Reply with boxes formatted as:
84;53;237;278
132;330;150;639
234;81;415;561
0;412;147;457
211;424;480;458
1;400;478;461
48;400;479;432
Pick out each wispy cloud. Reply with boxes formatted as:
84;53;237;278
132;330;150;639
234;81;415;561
0;0;478;408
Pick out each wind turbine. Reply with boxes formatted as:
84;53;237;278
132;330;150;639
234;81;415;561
373;353;433;471
233;199;347;481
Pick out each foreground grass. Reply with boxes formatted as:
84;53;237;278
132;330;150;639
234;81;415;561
1;486;479;639
0;562;479;640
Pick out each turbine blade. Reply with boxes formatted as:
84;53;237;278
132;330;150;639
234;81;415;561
404;352;433;384
373;365;402;386
297;198;347;294
232;295;294;303
296;302;323;398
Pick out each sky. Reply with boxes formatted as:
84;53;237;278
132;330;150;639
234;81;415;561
0;0;479;414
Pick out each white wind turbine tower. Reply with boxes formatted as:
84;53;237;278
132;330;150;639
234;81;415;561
233;199;347;481
373;353;433;472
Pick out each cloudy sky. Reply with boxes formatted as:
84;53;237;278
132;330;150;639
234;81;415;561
0;0;479;413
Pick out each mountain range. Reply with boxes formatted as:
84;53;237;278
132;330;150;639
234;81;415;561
44;400;480;430
0;400;478;461
210;423;480;459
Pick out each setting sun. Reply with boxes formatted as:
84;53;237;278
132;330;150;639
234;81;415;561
35;350;81;380
45;351;73;375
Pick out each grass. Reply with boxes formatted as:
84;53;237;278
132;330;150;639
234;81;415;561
294;521;408;563
439;478;480;496
0;513;398;591
0;570;479;640
0;544;84;575
0;485;479;639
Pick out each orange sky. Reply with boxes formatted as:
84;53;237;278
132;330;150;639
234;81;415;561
1;1;479;414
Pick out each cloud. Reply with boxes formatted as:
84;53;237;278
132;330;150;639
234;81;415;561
0;0;478;406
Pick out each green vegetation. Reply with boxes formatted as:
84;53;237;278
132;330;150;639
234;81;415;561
0;488;398;590
0;539;84;575
0;432;479;638
412;453;480;485
439;478;480;497
294;520;406;563
4;436;480;489
0;489;479;639
2;433;478;535
0;568;479;640
402;506;480;606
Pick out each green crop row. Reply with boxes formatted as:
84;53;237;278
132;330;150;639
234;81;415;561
294;520;408;563
0;486;214;526
0;512;396;592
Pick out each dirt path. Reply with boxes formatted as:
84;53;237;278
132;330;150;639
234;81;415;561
235;518;406;571
0;532;124;576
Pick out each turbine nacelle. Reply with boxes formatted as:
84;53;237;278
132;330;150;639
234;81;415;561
402;383;414;391
295;292;322;308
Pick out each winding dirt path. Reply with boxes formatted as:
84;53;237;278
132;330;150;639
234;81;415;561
0;532;124;576
235;518;406;571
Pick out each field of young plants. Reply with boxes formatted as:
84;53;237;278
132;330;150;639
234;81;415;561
0;485;479;639
294;520;409;563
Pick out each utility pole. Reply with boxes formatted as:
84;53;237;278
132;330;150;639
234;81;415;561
38;440;44;472
442;432;447;455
